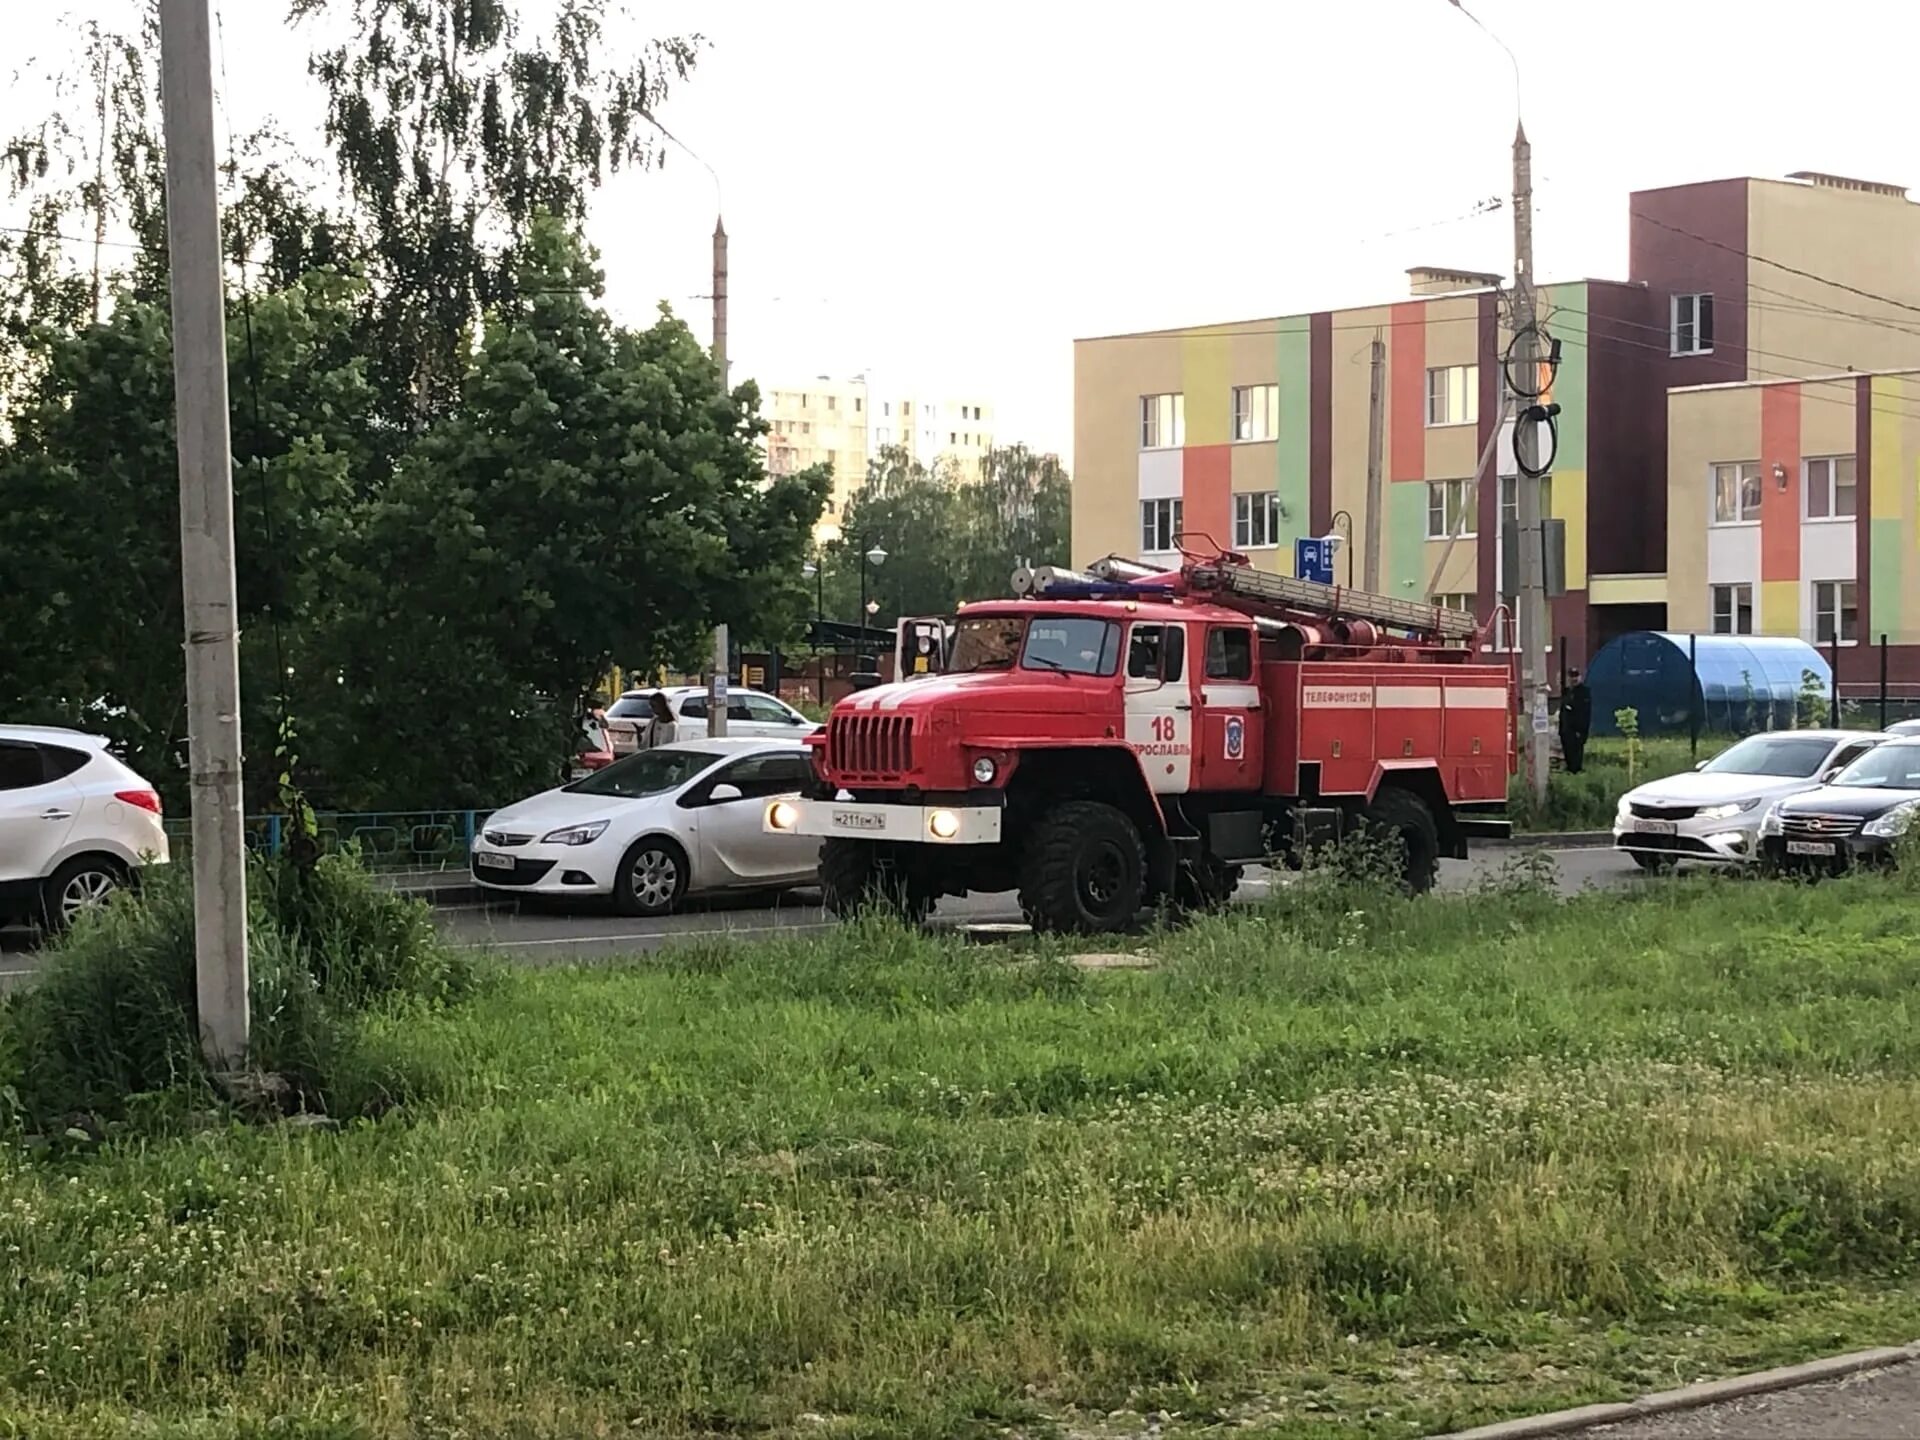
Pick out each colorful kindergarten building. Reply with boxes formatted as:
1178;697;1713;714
1071;172;1920;685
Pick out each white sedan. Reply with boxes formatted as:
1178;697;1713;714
470;738;821;914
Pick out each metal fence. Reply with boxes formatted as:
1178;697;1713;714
162;808;494;874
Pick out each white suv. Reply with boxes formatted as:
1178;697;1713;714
601;686;818;756
0;725;169;928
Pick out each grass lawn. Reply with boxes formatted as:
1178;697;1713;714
7;872;1920;1438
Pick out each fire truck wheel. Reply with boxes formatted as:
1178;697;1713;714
819;839;934;923
1019;801;1147;934
1361;787;1440;894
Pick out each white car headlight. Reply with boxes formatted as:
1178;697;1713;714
1863;801;1920;839
1698;798;1759;821
1616;795;1634;821
972;756;997;785
541;820;610;846
1760;804;1785;836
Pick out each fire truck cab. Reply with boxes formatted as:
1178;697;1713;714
766;549;1515;933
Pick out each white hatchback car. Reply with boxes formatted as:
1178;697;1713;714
0;725;170;928
1613;728;1886;870
470;738;821;914
601;686;817;756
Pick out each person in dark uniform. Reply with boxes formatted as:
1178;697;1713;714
1559;667;1593;774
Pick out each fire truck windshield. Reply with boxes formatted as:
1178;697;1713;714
949;614;1121;677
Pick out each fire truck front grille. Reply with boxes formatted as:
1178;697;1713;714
830;714;913;779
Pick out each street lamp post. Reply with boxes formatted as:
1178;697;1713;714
1329;509;1355;588
857;542;888;658
802;558;824;704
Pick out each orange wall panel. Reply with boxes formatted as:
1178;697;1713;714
1760;382;1801;582
1389;302;1426;483
1182;444;1232;551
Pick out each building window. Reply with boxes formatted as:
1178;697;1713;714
1814;580;1859;645
1710;583;1753;636
826;396;837;411
854;397;862;413
1805;455;1858;520
1672;293;1715;356
1711;461;1761;524
950;432;957;445
1497;474;1553;531
882;402;891;416
1425;365;1478;427
1426;478;1476;538
825;450;838;468
1139;393;1186;449
1141;497;1183;553
1231;383;1280;442
1434;592;1473;613
1232;491;1281;549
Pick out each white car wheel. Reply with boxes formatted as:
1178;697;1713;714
45;859;123;930
615;840;687;917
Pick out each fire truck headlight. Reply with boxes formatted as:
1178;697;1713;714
972;756;997;785
928;808;962;840
767;800;801;832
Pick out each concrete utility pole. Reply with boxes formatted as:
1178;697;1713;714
1362;331;1386;593
707;215;730;739
1511;121;1551;805
158;0;249;1066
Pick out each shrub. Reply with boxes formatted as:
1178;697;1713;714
1;854;477;1128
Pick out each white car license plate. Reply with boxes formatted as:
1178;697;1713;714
830;808;886;832
1787;840;1835;857
474;850;514;870
1633;819;1678;836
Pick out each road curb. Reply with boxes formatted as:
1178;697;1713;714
1482;830;1612;851
1434;1340;1920;1439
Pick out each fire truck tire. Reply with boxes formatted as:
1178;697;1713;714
1019;801;1147;934
1361;787;1440;894
819;839;935;923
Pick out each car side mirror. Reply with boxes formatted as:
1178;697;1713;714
708;783;744;802
1822;766;1844;782
1693;761;1708;772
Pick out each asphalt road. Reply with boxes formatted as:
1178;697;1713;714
0;845;1638;984
1587;1360;1920;1439
426;843;1639;964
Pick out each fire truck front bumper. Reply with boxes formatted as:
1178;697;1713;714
763;796;1003;845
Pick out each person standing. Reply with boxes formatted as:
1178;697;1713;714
1559;667;1593;775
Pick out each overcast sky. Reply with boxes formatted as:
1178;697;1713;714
10;1;1920;461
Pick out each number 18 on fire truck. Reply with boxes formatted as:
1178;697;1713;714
766;545;1515;933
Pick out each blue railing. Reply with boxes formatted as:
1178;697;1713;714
161;808;495;874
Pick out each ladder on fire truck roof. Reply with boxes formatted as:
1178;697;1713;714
1079;554;1480;643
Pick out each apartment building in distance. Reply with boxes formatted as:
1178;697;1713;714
1072;171;1920;684
764;375;996;525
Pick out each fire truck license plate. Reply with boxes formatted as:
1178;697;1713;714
831;809;887;832
1787;840;1835;857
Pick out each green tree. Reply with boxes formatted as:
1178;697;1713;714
306;224;824;808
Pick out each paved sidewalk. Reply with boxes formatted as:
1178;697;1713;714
1587;1359;1920;1439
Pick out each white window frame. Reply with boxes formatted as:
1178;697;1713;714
1141;497;1183;554
1425;477;1476;539
1232;491;1281;549
1425;365;1478;428
1813;579;1859;646
1710;461;1762;526
1231;383;1280;443
1434;592;1473;613
1671;292;1715;356
1139;393;1186;450
1804;455;1858;522
1710;583;1753;636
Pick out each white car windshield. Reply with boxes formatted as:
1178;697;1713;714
1833;745;1920;790
1700;735;1837;779
564;746;723;797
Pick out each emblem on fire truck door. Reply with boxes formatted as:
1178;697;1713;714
1224;716;1245;762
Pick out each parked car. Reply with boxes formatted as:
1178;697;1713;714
0;724;169;929
1761;736;1920;874
601;686;818;755
571;714;615;780
1613;729;1886;871
470;738;820;914
1886;718;1920;737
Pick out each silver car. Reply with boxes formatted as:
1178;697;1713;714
1614;729;1887;870
601;686;817;756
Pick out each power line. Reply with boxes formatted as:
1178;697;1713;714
1630;209;1920;325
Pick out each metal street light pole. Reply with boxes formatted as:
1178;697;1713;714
1449;0;1549;805
857;542;887;659
1330;509;1355;588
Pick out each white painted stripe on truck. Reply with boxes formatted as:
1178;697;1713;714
1376;685;1443;708
1443;688;1510;710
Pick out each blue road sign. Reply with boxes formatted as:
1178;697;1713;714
1295;537;1335;585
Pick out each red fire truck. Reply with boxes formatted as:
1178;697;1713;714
765;545;1515;932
